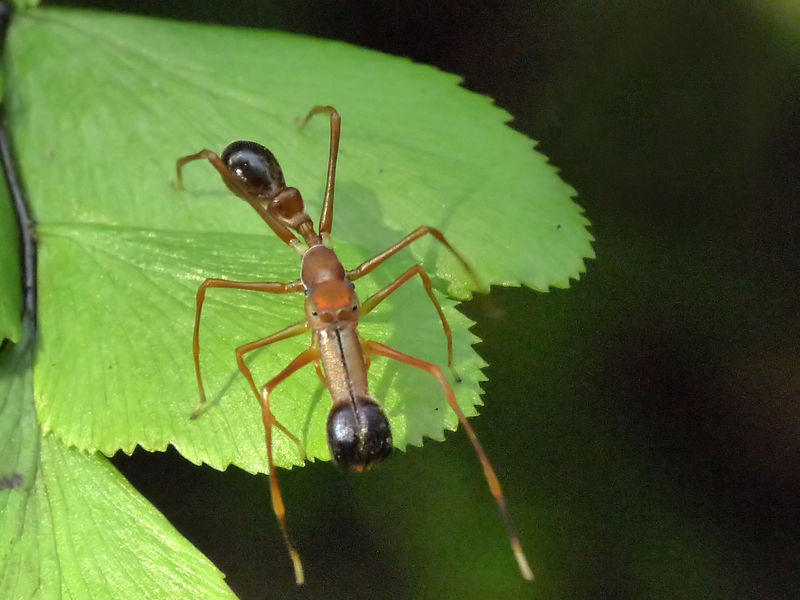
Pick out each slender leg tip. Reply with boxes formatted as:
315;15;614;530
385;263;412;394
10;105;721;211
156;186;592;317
513;542;534;581
291;552;305;585
521;563;534;581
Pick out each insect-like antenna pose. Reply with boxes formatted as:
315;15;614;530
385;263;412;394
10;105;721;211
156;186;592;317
175;106;533;584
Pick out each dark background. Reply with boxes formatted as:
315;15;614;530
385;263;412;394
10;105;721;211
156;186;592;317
46;1;800;598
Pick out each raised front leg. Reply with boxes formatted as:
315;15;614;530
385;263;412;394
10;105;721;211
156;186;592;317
298;105;341;242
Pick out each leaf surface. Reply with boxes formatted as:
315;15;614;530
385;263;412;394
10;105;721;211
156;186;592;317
6;8;593;470
0;326;237;599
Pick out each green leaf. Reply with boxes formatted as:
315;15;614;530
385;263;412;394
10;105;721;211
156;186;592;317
0;326;237;599
9;1;40;11
0;177;22;343
6;8;592;472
